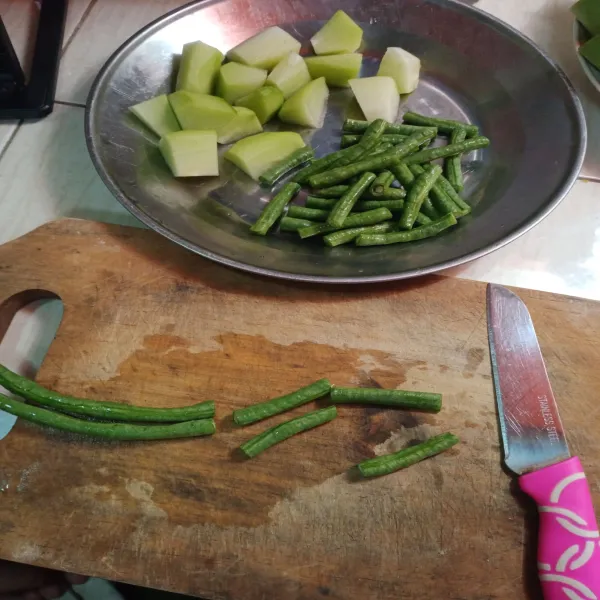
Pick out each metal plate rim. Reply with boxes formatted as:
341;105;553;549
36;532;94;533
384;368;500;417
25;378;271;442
85;0;587;284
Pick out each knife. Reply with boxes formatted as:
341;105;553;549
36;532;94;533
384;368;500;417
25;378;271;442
487;284;600;600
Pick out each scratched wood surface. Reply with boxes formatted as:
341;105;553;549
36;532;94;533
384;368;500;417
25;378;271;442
0;219;599;600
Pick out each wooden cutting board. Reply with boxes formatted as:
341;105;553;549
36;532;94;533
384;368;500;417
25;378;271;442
0;219;599;600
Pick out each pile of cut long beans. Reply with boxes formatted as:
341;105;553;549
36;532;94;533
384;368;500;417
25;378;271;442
250;112;490;247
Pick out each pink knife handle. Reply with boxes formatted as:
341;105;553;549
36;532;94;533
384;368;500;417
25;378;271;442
520;457;600;600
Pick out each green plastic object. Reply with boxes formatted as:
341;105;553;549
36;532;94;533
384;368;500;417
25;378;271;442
304;53;362;87
235;86;284;124
223;131;305;180
216;62;267;104
129;94;180;137
176;41;224;94
226;26;301;70
159;130;219;177
217;106;262;144
278;77;329;128
580;33;600;69
168;91;236;135
311;10;363;55
573;0;600;35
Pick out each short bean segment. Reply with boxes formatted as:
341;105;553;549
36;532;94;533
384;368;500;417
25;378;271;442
409;164;458;217
298;208;393;239
399;164;443;230
280;217;314;232
250;183;301;235
233;379;332;426
369;170;395;197
239;406;338;458
403;136;490;165
308;130;437;189
402;111;479;138
327;172;376;228
259;146;314;187
356;213;457;246
445;127;467;192
287;205;329;222
292;146;357;184
323;223;394;247
391;161;439;221
330;387;442;412
356;432;459;478
343;118;437;137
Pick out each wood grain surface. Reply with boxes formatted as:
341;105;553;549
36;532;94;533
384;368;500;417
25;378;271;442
0;219;599;600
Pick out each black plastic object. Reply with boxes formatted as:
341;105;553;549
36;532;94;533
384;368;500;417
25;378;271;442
0;0;67;119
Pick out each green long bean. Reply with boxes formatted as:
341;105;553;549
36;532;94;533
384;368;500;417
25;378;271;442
435;174;472;215
240;406;337;458
0;364;215;423
298;208;393;239
0;393;216;440
356;199;405;212
250;182;301;235
356;432;459;478
403;137;490;165
402;112;479;137
258;146;314;187
391;162;439;220
343;119;437;137
330;387;442;411
341;134;408;148
306;197;405;212
292;146;357;184
356;213;457;246
280;217;314;232
329;120;386;171
358;119;387;147
415;212;433;226
369;170;395;196
233;379;332;426
310;187;405;200
445;127;466;192
399;164;443;230
327;172;376;228
323;223;395;247
307;130;437;188
310;185;351;198
287;205;329;222
409;164;459;217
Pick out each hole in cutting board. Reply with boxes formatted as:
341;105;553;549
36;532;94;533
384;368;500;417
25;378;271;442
0;290;63;440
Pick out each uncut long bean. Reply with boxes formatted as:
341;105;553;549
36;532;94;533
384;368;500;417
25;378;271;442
0;393;216;440
0;364;215;423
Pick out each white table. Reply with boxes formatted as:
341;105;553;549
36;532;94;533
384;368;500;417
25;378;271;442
0;0;598;415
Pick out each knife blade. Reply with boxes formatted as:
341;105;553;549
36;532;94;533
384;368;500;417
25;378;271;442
487;284;600;600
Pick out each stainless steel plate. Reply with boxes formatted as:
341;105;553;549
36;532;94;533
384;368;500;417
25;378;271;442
86;0;586;283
